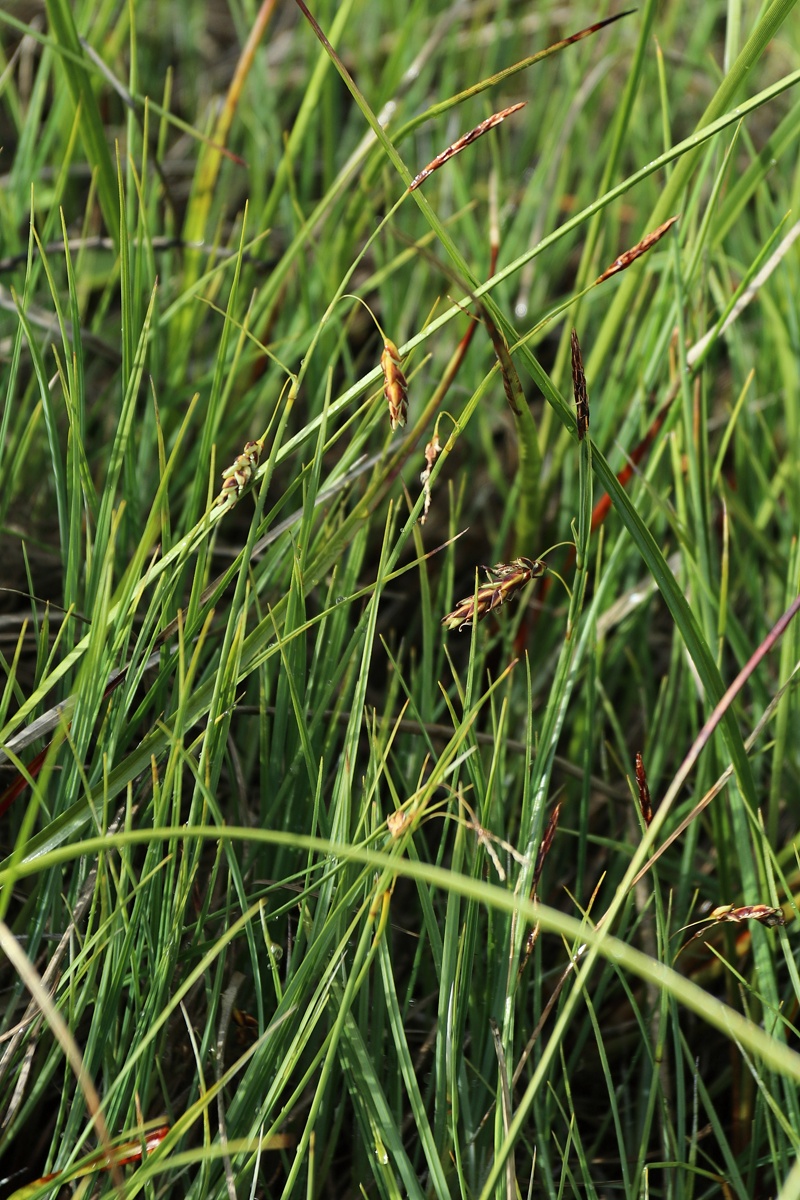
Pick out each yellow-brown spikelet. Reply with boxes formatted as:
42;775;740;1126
442;557;546;632
381;338;408;430
217;439;261;506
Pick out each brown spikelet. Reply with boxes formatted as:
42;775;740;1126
217;439;262;506
595;215;680;285
480;308;523;415
409;102;526;191
419;431;441;525
518;802;562;976
381;338;408;430
532;802;561;896
676;898;786;958
387;809;411;838
570;328;589;441
442;557;546;632
634;752;652;826
709;903;785;928
231;1007;259;1046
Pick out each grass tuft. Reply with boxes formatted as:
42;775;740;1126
2;3;800;1197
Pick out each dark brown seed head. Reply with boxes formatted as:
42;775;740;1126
634;751;652;826
532;802;561;895
571;328;589;441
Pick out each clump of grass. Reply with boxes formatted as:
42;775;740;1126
1;3;800;1198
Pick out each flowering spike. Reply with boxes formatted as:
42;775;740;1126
709;903;785;928
409;102;526;191
675;899;786;959
518;802;562;976
217;439;261;507
634;751;652;826
532;801;561;895
381;338;408;430
442;556;546;631
595;215;680;285
570;328;589;441
419;431;441;525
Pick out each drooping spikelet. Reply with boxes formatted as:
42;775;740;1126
442;557;546;632
381;338;408;430
217;439;261;507
708;903;785;928
676;898;785;958
418;431;441;525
